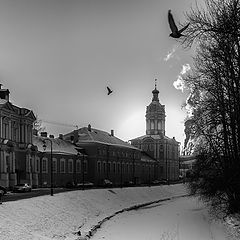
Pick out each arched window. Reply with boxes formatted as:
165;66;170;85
68;159;73;173
52;158;57;173
76;159;81;173
60;158;65;173
150;120;154;130
97;161;101;173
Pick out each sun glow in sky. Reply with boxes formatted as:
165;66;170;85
0;0;203;150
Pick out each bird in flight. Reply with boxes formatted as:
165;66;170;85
107;86;113;95
168;10;189;38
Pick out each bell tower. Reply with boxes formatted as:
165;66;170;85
145;79;165;136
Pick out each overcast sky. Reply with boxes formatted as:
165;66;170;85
0;0;203;149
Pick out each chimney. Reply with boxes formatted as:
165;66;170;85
49;135;54;139
59;134;63;140
88;124;91;131
0;84;10;101
40;132;47;137
111;130;114;136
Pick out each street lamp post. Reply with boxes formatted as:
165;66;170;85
82;153;85;190
148;161;151;187
120;154;123;188
43;139;53;196
76;148;86;190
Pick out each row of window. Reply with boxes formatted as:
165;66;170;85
97;149;141;159
97;161;154;174
41;158;87;174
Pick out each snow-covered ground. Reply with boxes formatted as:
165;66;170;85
91;197;235;240
0;184;238;240
0;184;187;240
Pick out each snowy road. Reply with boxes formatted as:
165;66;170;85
91;196;231;240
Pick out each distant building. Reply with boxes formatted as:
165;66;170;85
0;85;36;188
63;124;156;186
130;82;180;181
179;154;196;179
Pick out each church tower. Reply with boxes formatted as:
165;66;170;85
145;80;165;136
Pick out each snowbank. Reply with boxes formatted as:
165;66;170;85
0;184;188;240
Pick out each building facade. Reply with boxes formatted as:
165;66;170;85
179;154;196;179
130;83;180;182
0;85;37;188
32;133;86;188
63;124;156;186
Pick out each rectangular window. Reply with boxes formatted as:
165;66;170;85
117;163;120;173
60;159;65;173
97;161;101;173
97;148;101;155
76;160;81;173
53;158;57;173
103;162;106;173
36;158;40;172
107;162;111;173
83;161;87;173
42;158;48;173
113;162;116;173
68;160;73;173
150;120;154;130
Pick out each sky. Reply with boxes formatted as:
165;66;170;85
0;0;204;150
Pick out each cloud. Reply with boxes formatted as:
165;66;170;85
164;46;176;61
180;63;191;75
173;63;191;92
173;76;185;92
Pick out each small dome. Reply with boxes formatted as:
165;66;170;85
152;87;159;94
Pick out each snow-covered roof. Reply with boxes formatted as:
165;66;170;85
33;135;83;155
130;134;180;143
65;127;140;151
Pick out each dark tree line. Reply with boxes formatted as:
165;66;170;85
180;0;240;214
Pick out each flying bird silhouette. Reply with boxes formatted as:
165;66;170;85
168;10;189;38
107;87;113;95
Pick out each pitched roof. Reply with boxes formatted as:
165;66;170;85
32;135;83;155
65;127;139;150
0;101;36;120
130;134;179;143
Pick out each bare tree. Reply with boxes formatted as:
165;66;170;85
33;115;46;135
181;0;240;214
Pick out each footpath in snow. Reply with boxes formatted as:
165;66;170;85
0;184;188;240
